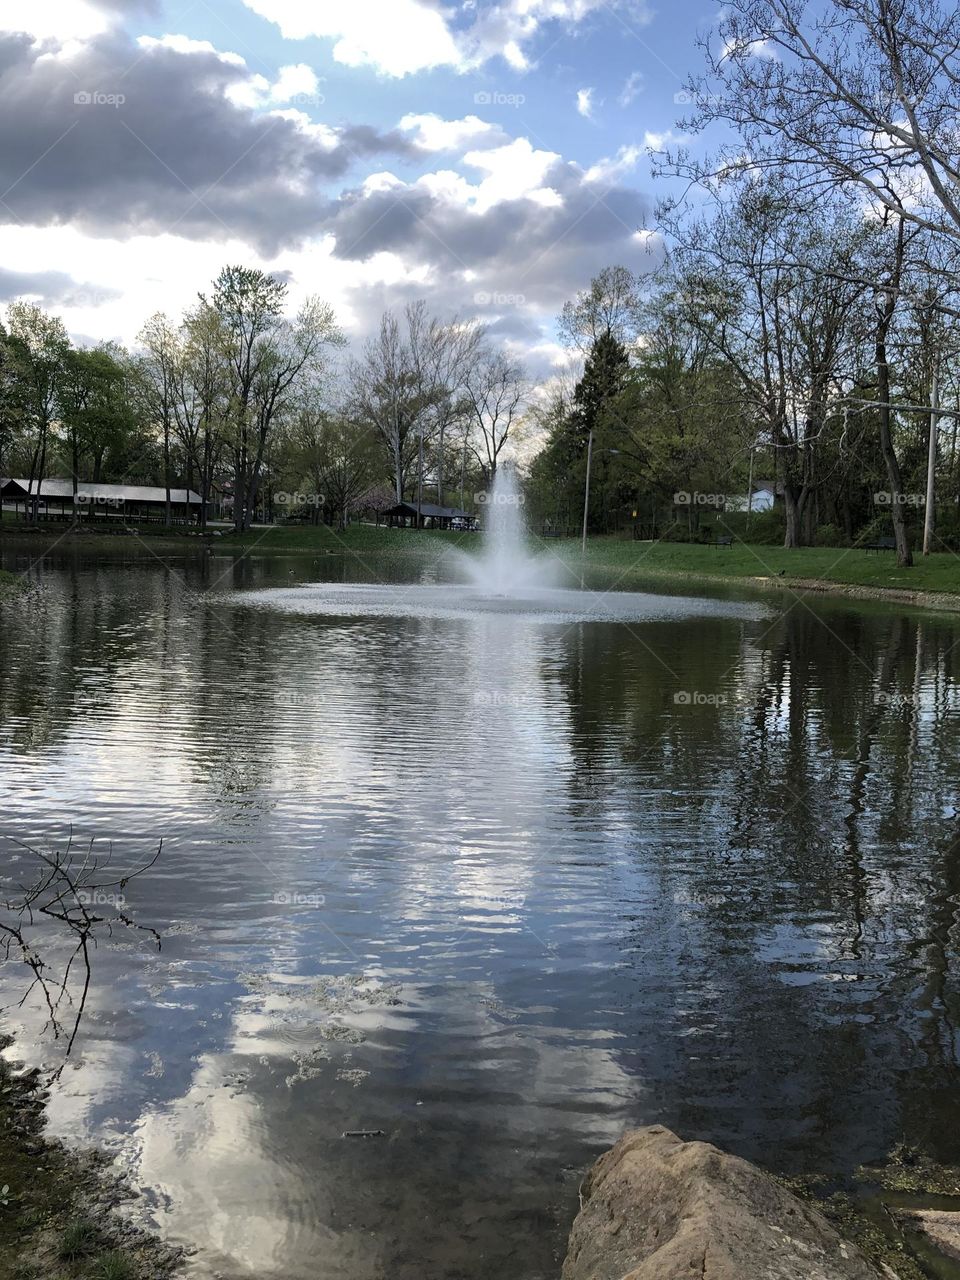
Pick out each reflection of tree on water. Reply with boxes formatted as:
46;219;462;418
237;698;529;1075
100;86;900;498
549;603;960;1177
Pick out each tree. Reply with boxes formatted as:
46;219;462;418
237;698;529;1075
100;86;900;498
175;303;230;530
5;303;69;520
680;0;960;275
559;265;643;351
667;185;870;547
0;320;25;481
463;347;527;485
287;407;378;529
206;266;343;533
1;838;161;1063
138;313;180;526
350;302;470;510
58;345;136;505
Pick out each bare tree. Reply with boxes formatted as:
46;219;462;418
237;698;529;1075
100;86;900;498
1;838;161;1063
674;0;960;287
669;184;868;547
350;302;477;511
559;265;643;352
463;347;528;484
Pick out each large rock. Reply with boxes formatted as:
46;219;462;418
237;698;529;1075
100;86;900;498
893;1209;960;1263
561;1126;892;1280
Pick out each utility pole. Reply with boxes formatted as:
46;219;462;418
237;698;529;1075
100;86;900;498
745;445;755;532
417;425;425;529
580;428;594;587
923;362;940;555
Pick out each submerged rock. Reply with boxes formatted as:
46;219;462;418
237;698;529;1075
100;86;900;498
561;1126;894;1280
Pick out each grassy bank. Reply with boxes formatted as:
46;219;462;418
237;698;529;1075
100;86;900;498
0;1041;181;1280
4;521;960;604
219;525;960;601
0;568;28;599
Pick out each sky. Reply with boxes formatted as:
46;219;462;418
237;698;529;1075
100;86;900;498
0;0;724;376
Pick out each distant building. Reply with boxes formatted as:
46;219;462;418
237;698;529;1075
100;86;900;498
382;500;478;530
725;481;779;514
1;478;204;522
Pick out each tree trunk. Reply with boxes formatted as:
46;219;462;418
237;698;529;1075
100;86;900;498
876;316;912;567
783;485;801;548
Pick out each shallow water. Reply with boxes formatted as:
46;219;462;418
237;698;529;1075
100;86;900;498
3;547;960;1279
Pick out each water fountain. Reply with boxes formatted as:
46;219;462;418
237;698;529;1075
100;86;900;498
460;465;559;597
226;465;767;624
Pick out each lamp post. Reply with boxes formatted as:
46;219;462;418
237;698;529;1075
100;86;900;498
580;438;620;586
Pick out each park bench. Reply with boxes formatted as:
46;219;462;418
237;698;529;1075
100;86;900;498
713;535;733;548
864;537;896;553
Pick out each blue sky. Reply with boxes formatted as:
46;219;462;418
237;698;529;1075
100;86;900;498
0;0;727;372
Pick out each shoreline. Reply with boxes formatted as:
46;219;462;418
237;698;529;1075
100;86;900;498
3;527;960;615
0;1037;183;1279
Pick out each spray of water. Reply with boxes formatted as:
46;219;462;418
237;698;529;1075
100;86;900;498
463;466;559;595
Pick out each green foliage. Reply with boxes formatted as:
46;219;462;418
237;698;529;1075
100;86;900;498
58;1220;100;1260
89;1250;137;1280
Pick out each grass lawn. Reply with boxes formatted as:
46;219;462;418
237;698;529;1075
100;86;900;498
563;537;960;595
217;525;960;595
4;518;960;599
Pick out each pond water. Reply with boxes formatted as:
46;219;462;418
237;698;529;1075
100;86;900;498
2;547;960;1279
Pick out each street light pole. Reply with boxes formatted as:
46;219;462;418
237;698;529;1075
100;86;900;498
580;428;594;585
923;360;940;555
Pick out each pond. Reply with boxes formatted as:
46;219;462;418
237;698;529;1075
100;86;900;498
2;546;960;1279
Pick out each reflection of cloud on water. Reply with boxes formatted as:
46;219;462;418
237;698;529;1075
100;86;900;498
123;968;639;1278
131;1063;378;1280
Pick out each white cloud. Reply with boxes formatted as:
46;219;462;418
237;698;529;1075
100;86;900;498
618;71;643;107
225;63;324;111
461;139;563;212
720;35;778;61
240;0;653;77
135;37;322;112
135;35;247;67
0;0;109;41
576;88;595;119
239;0;462;77
642;129;683;151
584;144;641;183
398;113;506;152
269;63;323;102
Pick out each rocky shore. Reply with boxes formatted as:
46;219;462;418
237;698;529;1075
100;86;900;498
561;1127;960;1280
